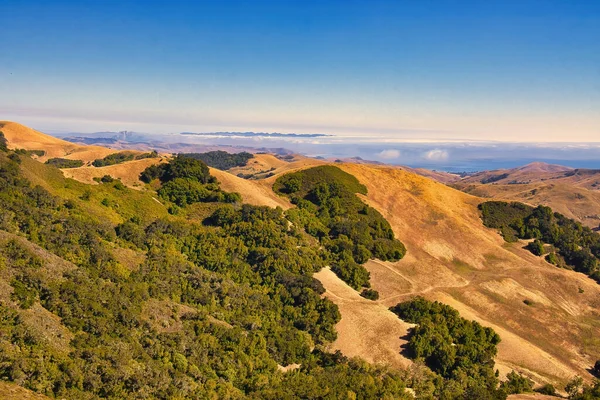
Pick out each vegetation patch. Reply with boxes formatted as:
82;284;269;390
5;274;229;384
140;154;241;206
274;166;406;289
390;297;508;398
134;150;158;160
92;151;135;167
480;201;600;283
0;131;7;152
0;148;421;399
181;151;253;170
45;158;84;168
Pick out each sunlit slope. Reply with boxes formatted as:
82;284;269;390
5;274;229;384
0;121;116;162
62;158;168;189
0;382;51;400
334;163;600;386
209;167;292;209
458;181;600;229
454;162;600;228
313;267;414;369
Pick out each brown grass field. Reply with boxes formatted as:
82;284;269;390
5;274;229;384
62;157;168;188
453;162;600;228
0;382;51;400
0;121;117;162
332;163;600;388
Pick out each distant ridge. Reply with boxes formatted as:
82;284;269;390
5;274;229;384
180;131;331;138
515;161;573;173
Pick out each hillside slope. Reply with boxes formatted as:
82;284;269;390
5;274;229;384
454;162;600;228
0;121;116;162
334;163;600;387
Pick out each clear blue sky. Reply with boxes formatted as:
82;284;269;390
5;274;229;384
1;0;599;141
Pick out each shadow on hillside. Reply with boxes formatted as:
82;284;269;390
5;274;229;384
399;330;415;359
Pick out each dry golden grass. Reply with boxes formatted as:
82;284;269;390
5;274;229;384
210;168;292;209
0;120;116;162
454;162;600;228
228;153;288;176
335;163;600;387
62;157;167;188
457;182;600;228
313;267;414;369
0;382;51;400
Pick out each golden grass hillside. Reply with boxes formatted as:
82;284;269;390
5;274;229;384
456;181;600;229
0;382;51;400
454;162;600;228
332;163;600;388
61;157;168;189
0;121;116;162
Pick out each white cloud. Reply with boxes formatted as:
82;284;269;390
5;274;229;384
423;149;449;161
378;149;401;159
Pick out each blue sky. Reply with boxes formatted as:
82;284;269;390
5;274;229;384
1;0;599;141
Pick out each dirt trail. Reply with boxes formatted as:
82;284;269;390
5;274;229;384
314;267;414;369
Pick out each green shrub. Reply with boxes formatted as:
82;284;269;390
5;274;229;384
181;151;253;170
500;371;534;394
45;158;84;168
360;289;380;300
480;201;600;283
92;152;135;167
134;150;158;160
526;239;545;256
535;383;556;396
390;297;503;397
0;131;7;151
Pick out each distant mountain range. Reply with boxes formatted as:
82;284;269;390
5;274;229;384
180;131;331;138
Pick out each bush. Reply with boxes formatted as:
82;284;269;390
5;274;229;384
134;150;158;160
360;289;380;300
535;383;556;396
45;158;84;168
92;152;135;167
390;297;503;397
100;174;114;183
0;131;7;152
594;360;600;378
500;371;534;394
526;239;545;256
182;151;253;170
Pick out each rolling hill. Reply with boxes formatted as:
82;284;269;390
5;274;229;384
0;121;117;162
1;121;599;398
331;163;600;387
453;162;600;229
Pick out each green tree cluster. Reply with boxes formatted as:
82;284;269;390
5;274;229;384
45;158;84;168
274;166;406;289
134;150;159;160
92;152;135;167
480;201;600;283
181;150;254;170
0;149;418;399
140;155;241;206
391;297;506;398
